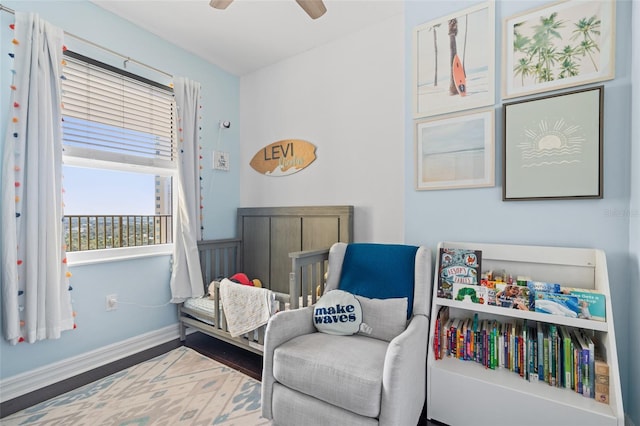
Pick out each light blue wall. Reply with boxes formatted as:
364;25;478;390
0;1;240;379
628;1;639;425
404;0;634;421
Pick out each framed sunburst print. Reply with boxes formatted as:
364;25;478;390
502;86;603;201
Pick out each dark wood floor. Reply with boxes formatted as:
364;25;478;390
1;331;444;425
185;331;264;381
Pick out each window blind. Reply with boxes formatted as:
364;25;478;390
61;52;176;169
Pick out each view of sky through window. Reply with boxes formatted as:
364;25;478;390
62;166;157;216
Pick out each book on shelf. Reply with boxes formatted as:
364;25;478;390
480;320;487;366
491;320;499;370
495;283;530;310
571;332;583;395
579;329;596;399
433;306;448;360
528;324;537;382
548;324;558;387
592;333;609;401
527;281;606;322
450;317;462;359
537;322;545;382
433;313;608;402
535;292;581;318
526;281;562;310
437;248;482;299
453;283;490;305
559;326;573;389
573;329;591;398
443;317;453;358
594;356;610;404
562;287;606;322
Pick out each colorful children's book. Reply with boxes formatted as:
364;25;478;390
534;292;580;318
573;329;591;398
495;283;530;310
449;318;463;358
434;306;450;359
453;283;490;305
571;332;583;394
438;248;482;299
579;329;596;398
559;326;573;389
537;322;545;381
444;318;454;357
548;325;558;387
526;281;562;310
561;287;606;322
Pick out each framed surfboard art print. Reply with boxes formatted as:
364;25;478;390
502;0;616;99
412;1;496;119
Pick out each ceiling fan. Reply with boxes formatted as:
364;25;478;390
209;0;327;20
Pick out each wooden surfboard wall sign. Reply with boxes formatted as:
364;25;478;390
250;139;317;176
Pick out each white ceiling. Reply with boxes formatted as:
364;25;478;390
91;0;403;76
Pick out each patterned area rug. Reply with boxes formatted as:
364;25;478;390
3;347;270;425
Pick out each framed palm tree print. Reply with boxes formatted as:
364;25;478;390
413;1;495;118
503;0;615;99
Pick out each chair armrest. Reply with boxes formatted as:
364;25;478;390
261;306;316;419
379;314;429;426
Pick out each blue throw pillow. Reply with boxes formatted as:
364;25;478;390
338;243;418;318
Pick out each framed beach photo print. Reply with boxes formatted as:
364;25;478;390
503;0;615;99
413;1;495;118
503;86;603;201
416;108;495;191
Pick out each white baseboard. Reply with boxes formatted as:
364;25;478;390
0;324;182;403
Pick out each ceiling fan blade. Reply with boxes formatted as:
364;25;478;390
210;0;234;10
295;0;327;19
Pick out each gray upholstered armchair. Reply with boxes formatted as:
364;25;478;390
261;242;432;426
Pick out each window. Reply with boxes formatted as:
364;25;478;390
61;51;175;261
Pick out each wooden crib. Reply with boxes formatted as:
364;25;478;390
178;206;353;354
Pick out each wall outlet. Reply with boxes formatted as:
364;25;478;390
106;294;118;311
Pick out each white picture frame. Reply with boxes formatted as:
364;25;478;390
502;0;616;99
415;108;495;191
412;1;496;118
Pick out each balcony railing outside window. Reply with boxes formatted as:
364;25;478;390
63;215;172;252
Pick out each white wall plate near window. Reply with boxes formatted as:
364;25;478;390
213;151;230;171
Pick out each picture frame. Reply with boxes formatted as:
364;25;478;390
416;108;495;191
412;1;495;118
503;0;615;100
503;86;603;201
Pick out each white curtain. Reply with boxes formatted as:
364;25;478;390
169;77;205;302
1;12;74;344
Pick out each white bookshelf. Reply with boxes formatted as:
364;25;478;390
426;242;624;426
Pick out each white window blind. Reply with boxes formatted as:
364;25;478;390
61;52;176;169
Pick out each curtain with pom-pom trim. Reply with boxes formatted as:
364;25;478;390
1;12;74;344
169;77;205;302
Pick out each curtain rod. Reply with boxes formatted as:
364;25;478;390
0;3;173;78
